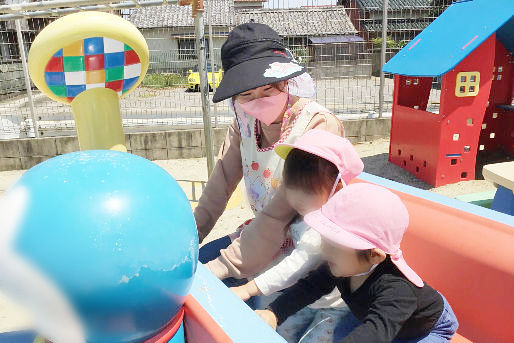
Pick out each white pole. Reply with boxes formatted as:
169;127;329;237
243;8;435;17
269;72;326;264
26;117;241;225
378;0;388;118
0;0;133;13
207;0;218;127
195;9;215;175
15;19;39;138
0;0;177;21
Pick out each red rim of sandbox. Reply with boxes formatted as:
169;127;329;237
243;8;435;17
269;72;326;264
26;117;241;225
144;307;185;343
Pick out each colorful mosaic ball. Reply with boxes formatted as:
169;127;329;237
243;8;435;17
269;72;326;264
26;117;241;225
44;37;142;102
0;150;198;342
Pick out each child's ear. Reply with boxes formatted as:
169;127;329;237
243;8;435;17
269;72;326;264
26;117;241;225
370;248;387;264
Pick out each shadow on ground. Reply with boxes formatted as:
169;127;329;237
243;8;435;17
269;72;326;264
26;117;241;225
361;153;432;191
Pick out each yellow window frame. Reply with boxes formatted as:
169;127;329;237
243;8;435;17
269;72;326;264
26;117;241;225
455;71;480;97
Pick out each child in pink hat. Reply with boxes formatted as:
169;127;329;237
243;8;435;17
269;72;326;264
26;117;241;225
257;183;459;343
230;129;364;343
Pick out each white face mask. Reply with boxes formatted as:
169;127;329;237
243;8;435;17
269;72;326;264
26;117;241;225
352;263;379;277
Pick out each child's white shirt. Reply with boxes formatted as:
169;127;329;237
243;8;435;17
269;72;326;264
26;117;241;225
254;218;345;309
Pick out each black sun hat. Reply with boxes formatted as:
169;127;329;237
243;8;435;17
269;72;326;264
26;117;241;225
212;23;305;103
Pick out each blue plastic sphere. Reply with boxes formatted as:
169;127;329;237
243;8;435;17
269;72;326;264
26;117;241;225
1;150;198;342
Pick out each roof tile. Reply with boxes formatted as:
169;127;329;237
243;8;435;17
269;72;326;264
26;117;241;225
236;7;358;36
128;0;234;28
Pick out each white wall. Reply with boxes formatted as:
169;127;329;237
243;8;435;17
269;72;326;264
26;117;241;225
141;28;228;73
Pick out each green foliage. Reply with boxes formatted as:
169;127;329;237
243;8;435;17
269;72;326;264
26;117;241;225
141;73;186;88
429;0;453;17
372;36;407;50
291;47;312;63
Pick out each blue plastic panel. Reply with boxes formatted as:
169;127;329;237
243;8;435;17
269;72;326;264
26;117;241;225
358;172;514;227
190;264;286;343
383;0;514;76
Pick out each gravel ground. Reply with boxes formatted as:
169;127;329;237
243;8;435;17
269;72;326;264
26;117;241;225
354;139;496;197
0;138;495;333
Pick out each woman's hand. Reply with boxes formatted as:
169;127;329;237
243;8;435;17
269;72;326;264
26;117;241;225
231;285;252;301
230;280;262;301
205;259;231;280
255;309;278;330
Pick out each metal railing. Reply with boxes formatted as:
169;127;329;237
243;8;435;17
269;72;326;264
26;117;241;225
0;0;450;140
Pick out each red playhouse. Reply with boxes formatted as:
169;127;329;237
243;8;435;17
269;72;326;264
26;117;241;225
383;0;514;187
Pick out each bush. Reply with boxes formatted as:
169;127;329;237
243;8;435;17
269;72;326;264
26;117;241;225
372;36;406;50
141;73;186;88
290;46;312;63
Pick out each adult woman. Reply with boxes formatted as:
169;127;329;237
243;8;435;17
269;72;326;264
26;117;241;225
195;23;344;286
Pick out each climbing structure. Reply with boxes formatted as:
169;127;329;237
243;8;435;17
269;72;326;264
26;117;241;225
383;0;513;187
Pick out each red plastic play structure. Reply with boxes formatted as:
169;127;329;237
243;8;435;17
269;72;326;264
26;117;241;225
144;296;233;343
384;0;514;187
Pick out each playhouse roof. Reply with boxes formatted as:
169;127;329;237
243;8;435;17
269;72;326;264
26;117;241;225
383;0;514;77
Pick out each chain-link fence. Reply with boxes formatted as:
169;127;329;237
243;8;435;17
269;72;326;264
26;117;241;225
0;0;451;139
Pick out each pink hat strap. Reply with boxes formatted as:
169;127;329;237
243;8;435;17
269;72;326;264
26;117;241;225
390;249;404;264
390;249;424;287
329;173;345;198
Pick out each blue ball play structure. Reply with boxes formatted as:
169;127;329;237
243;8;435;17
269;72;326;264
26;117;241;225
3;150;198;342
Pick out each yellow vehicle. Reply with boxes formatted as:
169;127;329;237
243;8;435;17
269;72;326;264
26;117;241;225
187;64;223;92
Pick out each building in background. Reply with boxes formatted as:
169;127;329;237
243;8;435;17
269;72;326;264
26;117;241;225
0;0;451;93
236;7;359;60
234;0;267;10
237;6;368;78
338;0;451;75
128;0;235;74
129;2;369;78
0;14;51;95
339;0;443;45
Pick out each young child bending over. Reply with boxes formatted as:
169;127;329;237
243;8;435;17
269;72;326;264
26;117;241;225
258;183;459;343
231;129;364;343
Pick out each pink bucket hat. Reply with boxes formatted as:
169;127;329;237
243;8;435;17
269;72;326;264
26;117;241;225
304;183;424;287
274;129;364;186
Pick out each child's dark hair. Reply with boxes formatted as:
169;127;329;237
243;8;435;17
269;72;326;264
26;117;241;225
283;148;339;195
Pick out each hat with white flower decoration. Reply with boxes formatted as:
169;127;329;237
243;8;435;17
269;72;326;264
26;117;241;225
213;22;305;103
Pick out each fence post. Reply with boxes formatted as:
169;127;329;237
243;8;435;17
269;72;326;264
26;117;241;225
15;19;39;138
378;0;389;118
194;3;215;176
207;2;218;127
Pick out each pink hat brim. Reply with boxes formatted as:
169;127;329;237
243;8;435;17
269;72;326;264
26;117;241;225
274;131;363;187
274;142;342;176
304;209;375;250
390;254;425;288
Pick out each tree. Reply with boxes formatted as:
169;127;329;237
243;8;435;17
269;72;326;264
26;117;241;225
337;0;351;7
430;0;453;17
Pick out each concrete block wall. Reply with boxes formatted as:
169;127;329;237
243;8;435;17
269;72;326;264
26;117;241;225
0;118;391;172
0;62;26;95
343;118;391;143
128;128;226;160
